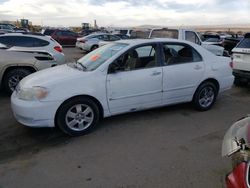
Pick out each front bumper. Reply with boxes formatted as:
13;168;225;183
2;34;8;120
233;69;250;80
11;92;61;128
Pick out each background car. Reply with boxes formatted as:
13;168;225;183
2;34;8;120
11;39;233;136
0;24;14;33
0;48;57;94
42;28;80;46
114;34;130;39
0;33;66;64
223;35;244;53
76;33;120;52
232;33;250;86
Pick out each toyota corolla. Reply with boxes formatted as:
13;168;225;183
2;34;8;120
11;39;234;136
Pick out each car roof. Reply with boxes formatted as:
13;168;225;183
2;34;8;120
114;38;192;45
0;32;53;41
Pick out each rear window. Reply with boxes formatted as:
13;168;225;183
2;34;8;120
150;29;178;39
237;38;250;48
44;29;56;36
130;30;150;39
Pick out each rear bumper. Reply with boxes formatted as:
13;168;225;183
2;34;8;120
233;69;250;80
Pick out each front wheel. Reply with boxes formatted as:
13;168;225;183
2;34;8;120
193;82;218;111
56;97;100;136
3;68;32;95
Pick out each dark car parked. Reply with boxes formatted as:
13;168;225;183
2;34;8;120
223;35;244;53
42;29;81;46
114;34;130;39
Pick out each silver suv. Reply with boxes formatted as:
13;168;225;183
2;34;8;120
0;47;57;94
232;33;250;86
0;33;66;64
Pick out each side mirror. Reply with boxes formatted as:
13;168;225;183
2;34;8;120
108;61;121;74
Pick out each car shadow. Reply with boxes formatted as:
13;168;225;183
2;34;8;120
0;100;192;163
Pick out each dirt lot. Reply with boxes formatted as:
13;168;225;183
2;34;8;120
0;47;250;188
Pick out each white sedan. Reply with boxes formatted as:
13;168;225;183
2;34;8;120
11;39;234;136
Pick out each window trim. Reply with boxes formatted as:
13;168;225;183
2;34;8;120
185;31;201;45
159;42;203;66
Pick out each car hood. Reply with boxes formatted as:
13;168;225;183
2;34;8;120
19;64;86;89
222;116;250;157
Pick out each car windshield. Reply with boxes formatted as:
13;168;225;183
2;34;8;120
237;38;250;48
77;43;128;71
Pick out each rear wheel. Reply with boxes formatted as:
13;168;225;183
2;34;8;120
56;97;100;136
193;82;218;111
3;68;32;95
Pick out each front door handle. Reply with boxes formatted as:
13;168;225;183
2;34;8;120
151;71;161;76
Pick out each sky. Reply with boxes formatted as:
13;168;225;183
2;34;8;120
0;0;249;27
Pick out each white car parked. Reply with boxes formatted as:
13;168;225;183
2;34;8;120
0;33;66;64
76;33;120;52
11;39;234;136
232;33;250;85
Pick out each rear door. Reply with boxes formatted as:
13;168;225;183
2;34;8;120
161;42;205;104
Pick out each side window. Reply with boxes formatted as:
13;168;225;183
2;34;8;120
111;44;157;72
135;46;155;57
32;38;49;47
0;36;14;46
109;35;120;41
55;31;63;36
162;43;202;65
62;31;76;37
102;35;109;41
96;35;104;40
0;36;49;47
185;31;200;45
15;36;34;47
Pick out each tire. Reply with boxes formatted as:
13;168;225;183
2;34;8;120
192;82;218;111
3;68;32;95
56;97;100;136
91;45;98;51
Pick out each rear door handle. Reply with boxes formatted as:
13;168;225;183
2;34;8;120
151;71;161;76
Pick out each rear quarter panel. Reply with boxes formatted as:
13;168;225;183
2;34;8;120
192;45;233;93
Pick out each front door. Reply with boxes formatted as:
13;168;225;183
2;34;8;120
107;44;163;114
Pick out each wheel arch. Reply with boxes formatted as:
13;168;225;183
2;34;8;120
193;78;220;99
1;65;37;88
55;95;104;126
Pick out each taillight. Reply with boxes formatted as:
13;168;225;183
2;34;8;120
230;56;233;69
54;46;62;53
79;39;86;43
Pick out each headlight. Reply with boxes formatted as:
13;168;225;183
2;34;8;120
16;86;49;101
